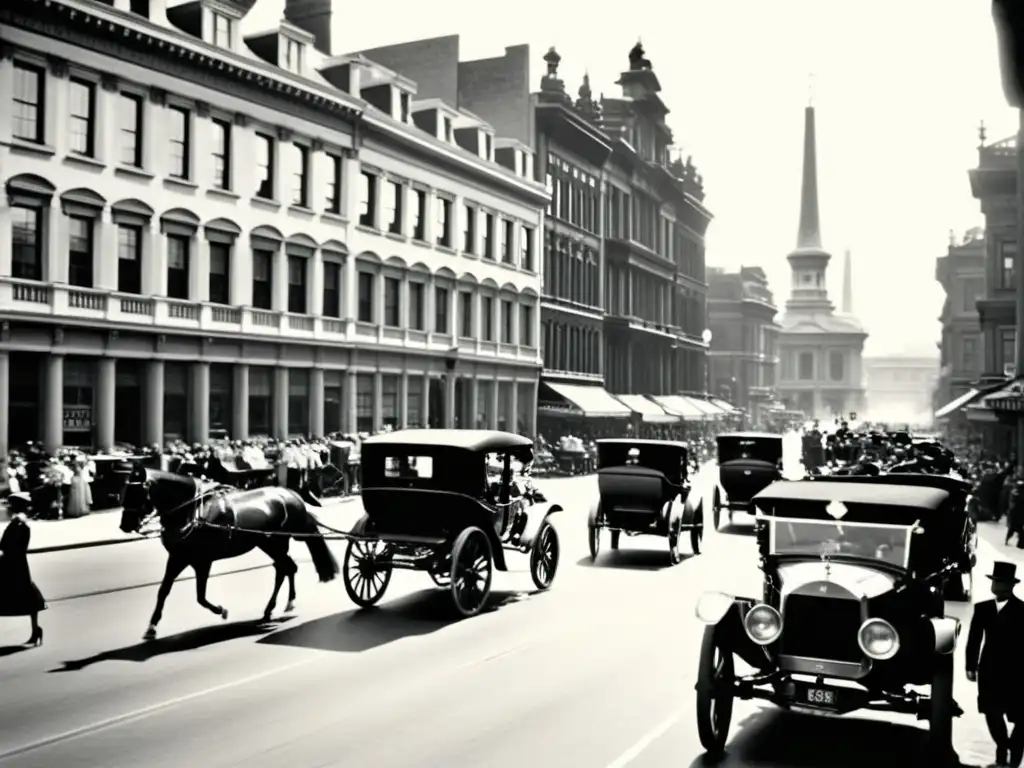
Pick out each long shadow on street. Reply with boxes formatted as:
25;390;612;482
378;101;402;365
259;588;529;653
575;549;685;571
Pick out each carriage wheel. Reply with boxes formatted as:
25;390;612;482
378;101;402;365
690;512;703;556
343;539;392;608
696;625;735;756
712;487;722;530
530;522;560;590
588;525;602;561
450;527;493;618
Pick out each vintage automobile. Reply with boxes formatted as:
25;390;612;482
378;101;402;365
587;439;702;564
694;480;964;762
809;472;977;601
343;430;562;618
710;432;784;530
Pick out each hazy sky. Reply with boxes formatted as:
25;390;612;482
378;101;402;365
230;0;1017;356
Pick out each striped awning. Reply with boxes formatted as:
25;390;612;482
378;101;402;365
614;394;679;424
650;395;707;421
541;382;633;419
687;397;727;418
934;388;983;419
977;378;1024;413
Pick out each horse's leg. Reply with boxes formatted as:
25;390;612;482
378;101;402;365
145;554;189;640
285;564;297;614
263;562;286;622
193;559;229;621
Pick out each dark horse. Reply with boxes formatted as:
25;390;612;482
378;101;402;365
120;466;338;640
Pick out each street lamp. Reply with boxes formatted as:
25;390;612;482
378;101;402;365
701;328;713;395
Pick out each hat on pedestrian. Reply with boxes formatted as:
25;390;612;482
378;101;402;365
987;561;1020;583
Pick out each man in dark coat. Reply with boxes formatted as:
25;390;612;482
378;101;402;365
966;561;1024;766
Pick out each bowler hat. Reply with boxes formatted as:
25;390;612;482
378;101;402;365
987;561;1021;583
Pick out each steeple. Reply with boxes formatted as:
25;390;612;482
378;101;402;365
795;105;823;252
842;249;853;313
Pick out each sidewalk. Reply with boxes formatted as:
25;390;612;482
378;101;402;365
1;494;360;554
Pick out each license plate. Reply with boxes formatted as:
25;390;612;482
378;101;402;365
803;687;838;707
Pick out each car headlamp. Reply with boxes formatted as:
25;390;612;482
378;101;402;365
695;591;734;624
743;603;783;645
858;618;900;660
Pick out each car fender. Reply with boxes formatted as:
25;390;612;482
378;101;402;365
348;513;373;538
930;616;961;655
695;595;773;669
520;502;563;550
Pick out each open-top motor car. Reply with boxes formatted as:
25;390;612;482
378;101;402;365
588;439;702;564
711;432;784;530
345;430;562;618
694;479;964;764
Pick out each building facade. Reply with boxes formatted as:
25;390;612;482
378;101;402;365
863;355;939;426
934;229;985;417
707;266;780;425
0;0;546;456
777;105;867;419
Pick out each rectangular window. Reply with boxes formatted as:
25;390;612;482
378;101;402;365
208;242;230;304
168;105;190;179
323;262;341;318
359;171;377;227
166;235;190;300
213;12;232;47
356;373;374;433
545;172;554;217
961;335;978;371
829;350;845;382
290;143;309;207
501;300;512;343
519;304;533;346
1002;328;1017;372
408;282;424;330
12;62;44;144
520;226;534;271
434;286;449;333
249;367;273;436
381;375;399;429
68;78;95;157
67;215;93;288
463;205;475;253
212;118;231;190
501;219;514;263
386;180;402;235
251;249;272;309
384;277;400;327
287;368;309;437
117;225;142;294
483;213;494;259
120;93;143;167
412;189;426;240
357;272;375;323
798;352;814;381
1001;241;1017;289
287;255;306;313
460;291;473;337
436;196;452;247
324;154;341;213
255;133;274;199
11;207;43;281
482;297;494;341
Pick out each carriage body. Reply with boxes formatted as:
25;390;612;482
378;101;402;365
693;480;963;760
345;430;562;617
711;432;784;530
587;439;702;564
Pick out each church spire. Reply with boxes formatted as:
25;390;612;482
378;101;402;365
842;249;853;313
796;104;822;251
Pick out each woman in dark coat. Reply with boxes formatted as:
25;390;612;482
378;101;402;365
0;513;46;645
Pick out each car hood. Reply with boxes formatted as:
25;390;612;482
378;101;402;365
777;560;897;600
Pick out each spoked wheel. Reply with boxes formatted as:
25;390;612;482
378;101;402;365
712;487;722;531
690;512;703;556
588;525;602;561
668;521;683;565
610;530;620;550
343;539;393;608
928;651;956;766
450;527;493;618
696;625;735;757
530;521;560;590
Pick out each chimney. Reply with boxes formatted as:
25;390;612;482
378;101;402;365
842;249;853;313
284;0;332;56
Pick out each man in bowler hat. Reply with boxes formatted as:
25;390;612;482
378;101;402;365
966;561;1024;766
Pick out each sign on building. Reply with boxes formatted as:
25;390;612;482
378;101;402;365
63;405;92;431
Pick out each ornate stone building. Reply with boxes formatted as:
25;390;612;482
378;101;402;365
864;354;939;426
777;104;867;419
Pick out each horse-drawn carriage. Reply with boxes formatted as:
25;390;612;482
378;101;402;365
587;439;703;564
710;432;784;530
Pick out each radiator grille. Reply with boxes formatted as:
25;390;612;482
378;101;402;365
780;593;862;663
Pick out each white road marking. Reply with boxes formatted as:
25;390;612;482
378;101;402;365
0;658;314;761
602;708;684;768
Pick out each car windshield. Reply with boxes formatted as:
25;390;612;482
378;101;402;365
769;517;912;569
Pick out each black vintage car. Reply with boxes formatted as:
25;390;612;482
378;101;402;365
587;439;703;564
694;480;965;763
344;430;562;618
710;432;784;530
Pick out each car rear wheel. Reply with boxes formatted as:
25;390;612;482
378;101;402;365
343;539;393;608
450;527;493;618
696;624;734;756
530;521;559;590
588;525;601;561
928;651;956;765
712;487;722;530
690;512;703;555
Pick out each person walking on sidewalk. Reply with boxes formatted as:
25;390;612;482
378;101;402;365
0;513;45;646
966;561;1024;767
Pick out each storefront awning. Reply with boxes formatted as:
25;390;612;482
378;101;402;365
686;397;727;418
980;378;1024;412
708;397;740;414
934;388;984;419
650;395;707;421
614;394;679;424
541;382;633;418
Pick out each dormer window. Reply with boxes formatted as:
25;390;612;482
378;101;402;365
443;117;453;143
283;38;304;75
212;12;232;48
400;92;410;123
484;133;492;161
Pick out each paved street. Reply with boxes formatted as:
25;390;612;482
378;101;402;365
0;466;1006;767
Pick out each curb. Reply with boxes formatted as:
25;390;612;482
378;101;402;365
27;495;360;555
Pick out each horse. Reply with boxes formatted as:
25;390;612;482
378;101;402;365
120;466;339;640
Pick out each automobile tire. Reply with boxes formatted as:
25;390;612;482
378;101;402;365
712;487;722;531
690;511;703;555
342;538;393;608
530;521;559;590
696;624;734;756
928;651;955;765
669;525;682;565
588;525;601;561
610;530;620;550
450;527;493;618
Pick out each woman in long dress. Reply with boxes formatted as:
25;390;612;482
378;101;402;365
0;513;46;646
66;456;92;518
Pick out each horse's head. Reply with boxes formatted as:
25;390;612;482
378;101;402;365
120;466;198;533
120;463;153;533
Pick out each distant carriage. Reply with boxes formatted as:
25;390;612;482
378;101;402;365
710;432;784;530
